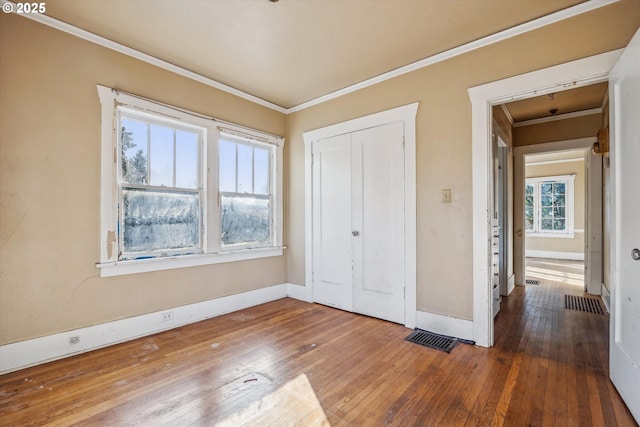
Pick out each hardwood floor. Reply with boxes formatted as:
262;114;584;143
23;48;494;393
1;260;636;426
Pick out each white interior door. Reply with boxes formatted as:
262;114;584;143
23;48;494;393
609;28;640;423
351;123;405;324
311;122;405;324
312;133;353;311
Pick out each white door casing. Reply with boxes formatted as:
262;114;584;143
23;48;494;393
304;103;418;329
608;27;640;423
469;50;623;347
585;149;603;295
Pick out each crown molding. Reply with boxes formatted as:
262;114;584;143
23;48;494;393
501;104;515;125
1;0;288;114
287;0;621;113
514;107;602;128
2;0;620;115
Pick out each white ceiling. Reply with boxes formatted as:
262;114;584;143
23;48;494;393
40;0;591;110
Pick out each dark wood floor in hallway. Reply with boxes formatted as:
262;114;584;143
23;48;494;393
0;259;636;426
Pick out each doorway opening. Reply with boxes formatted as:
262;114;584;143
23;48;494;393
521;148;590;295
468;49;621;347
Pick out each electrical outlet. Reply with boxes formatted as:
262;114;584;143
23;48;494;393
69;336;80;345
161;311;174;322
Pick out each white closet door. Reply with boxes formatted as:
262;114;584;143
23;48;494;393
311;122;405;324
351;122;405;324
311;133;353;311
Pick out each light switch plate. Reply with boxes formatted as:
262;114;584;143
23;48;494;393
442;189;451;203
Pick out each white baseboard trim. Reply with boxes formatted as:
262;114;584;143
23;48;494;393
286;283;311;302
0;283;291;375
507;274;516;295
415;310;474;342
525;250;584;260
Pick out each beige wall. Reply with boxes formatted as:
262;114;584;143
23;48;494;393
0;14;288;344
287;1;639;320
514;114;601;147
525;161;585;254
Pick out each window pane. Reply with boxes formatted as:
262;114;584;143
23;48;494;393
525;184;534;196
554;195;566;207
553;219;566;231
525;206;534;230
176;130;198;189
541;183;552;195
121;118;148;184
237;144;253;193
221;195;270;245
554;207;566;218
541;219;553;230
254;147;270;195
541;195;552;207
553;182;565;195
123;189;199;254
219;139;236;192
150;124;174;187
541;207;553;219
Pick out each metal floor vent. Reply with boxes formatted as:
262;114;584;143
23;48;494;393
564;295;605;315
405;329;459;353
525;279;540;285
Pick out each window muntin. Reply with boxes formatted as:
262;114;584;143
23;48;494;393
218;133;273;248
525;175;574;236
118;110;204;259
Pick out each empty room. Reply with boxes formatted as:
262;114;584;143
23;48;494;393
1;1;639;425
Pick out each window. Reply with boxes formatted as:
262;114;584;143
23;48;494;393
97;86;284;276
219;132;273;248
525;175;575;237
119;111;203;259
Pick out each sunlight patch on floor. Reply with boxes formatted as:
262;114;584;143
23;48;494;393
216;374;330;427
526;265;584;287
528;260;584;272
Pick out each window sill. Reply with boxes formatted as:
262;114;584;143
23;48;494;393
526;232;575;239
96;246;286;277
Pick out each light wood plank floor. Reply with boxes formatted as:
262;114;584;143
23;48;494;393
0;260;636;426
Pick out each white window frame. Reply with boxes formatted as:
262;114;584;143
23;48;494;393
525;174;575;238
96;85;284;277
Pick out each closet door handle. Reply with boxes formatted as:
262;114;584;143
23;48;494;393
352;231;360;237
632;248;640;261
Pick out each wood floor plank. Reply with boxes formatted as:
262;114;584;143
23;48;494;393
1;259;637;426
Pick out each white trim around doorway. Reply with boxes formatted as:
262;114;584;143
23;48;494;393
468;50;622;347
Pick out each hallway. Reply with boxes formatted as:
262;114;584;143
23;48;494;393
492;257;634;425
